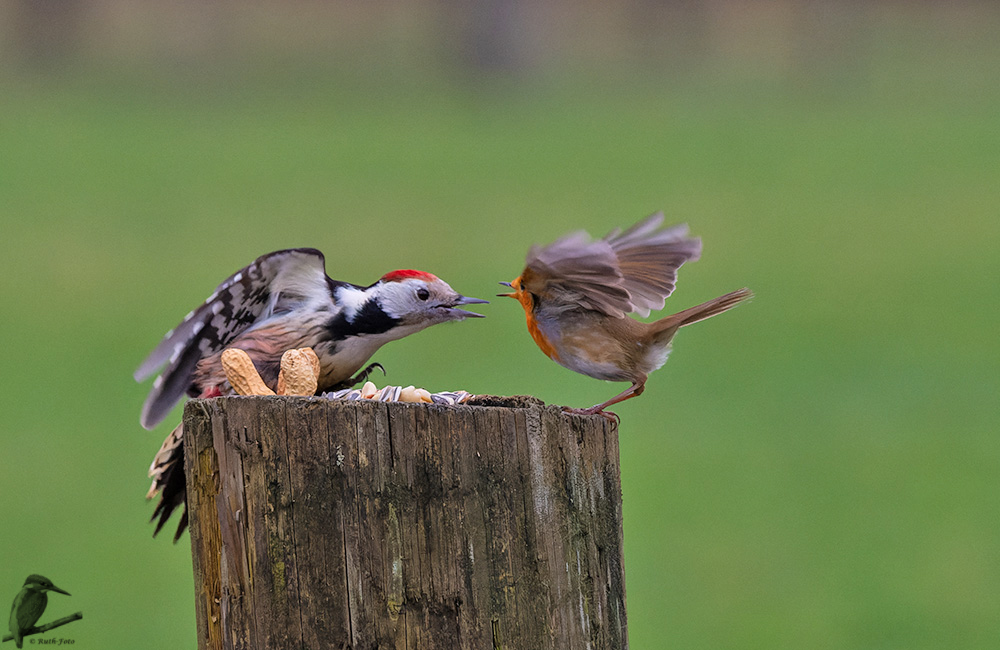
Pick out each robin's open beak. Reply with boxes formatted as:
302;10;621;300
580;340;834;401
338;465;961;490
497;281;515;298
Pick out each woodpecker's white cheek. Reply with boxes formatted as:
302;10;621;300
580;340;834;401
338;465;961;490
376;283;424;320
377;295;406;320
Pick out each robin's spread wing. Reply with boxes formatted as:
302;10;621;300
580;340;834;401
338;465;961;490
605;213;702;316
522;212;702;319
135;248;333;429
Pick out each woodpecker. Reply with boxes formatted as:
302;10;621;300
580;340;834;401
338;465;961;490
8;575;70;648
500;212;751;418
135;248;487;540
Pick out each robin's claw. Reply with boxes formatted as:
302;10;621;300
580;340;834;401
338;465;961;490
561;405;620;424
596;410;621;424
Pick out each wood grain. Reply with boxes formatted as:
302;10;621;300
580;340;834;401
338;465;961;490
184;396;628;650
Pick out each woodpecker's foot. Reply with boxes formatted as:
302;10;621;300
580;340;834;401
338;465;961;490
561;405;620;424
348;362;386;387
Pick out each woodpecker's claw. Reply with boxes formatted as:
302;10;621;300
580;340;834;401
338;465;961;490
352;362;386;385
328;362;387;390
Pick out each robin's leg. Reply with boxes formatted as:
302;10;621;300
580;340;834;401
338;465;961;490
563;379;646;422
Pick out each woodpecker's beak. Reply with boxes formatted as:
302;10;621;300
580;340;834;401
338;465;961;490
443;295;488;319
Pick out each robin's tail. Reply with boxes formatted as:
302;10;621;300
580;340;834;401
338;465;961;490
652;288;753;336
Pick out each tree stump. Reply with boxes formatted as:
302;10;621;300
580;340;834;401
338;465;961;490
183;396;628;650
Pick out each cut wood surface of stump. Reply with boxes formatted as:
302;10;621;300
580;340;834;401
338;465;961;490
183;396;628;650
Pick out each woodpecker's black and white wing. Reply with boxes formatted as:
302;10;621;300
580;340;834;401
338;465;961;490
523;212;702;319
135;248;333;429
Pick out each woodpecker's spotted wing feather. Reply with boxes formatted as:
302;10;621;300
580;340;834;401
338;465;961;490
522;212;701;319
135;248;331;429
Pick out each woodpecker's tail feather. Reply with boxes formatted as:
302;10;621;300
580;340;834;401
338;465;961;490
148;423;188;542
653;288;753;335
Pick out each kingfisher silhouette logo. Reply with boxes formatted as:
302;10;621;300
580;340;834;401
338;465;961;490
4;575;82;647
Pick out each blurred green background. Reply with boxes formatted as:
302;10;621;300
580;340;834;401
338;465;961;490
1;1;998;648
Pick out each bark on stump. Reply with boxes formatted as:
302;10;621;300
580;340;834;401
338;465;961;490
183;396;628;650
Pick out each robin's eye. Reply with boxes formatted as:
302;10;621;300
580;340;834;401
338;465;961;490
416;288;430;301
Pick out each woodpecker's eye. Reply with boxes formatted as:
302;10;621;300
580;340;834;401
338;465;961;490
416;288;430;301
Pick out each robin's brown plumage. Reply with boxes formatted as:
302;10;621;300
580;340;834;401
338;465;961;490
500;212;751;418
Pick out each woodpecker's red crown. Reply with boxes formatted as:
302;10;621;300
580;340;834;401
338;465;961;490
381;269;439;283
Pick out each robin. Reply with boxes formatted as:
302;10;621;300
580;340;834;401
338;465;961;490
500;212;751;418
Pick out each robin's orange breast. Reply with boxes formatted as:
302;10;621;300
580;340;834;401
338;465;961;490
524;310;559;361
